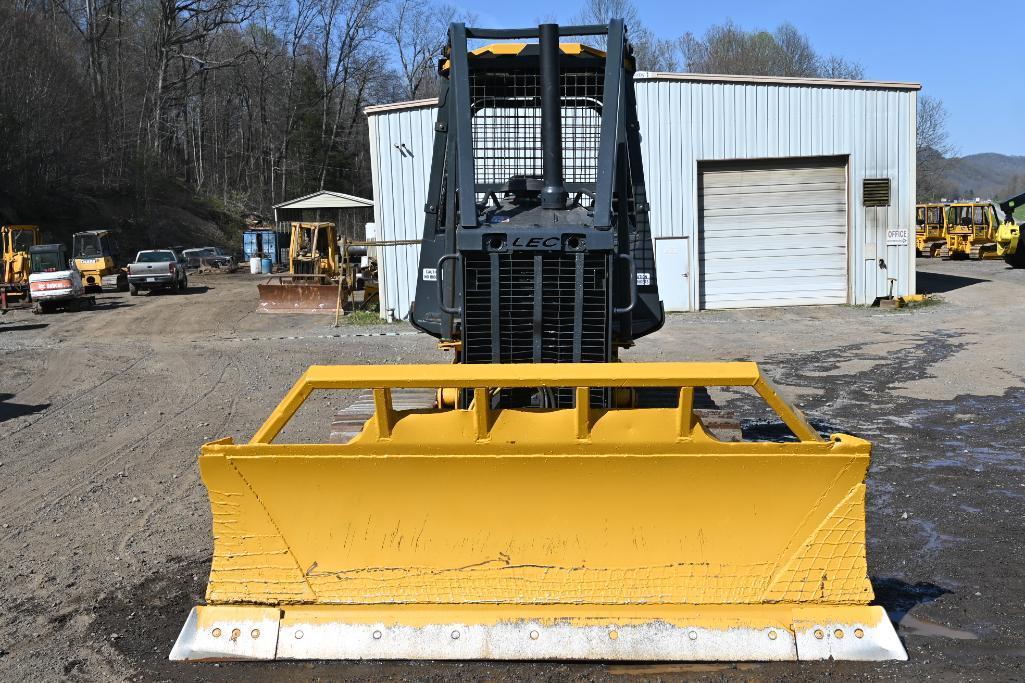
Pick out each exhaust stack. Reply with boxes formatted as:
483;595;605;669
539;23;567;210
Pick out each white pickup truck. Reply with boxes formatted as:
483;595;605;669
127;249;188;295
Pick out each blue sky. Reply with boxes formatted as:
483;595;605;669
453;0;1025;156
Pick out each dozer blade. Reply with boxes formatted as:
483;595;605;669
257;276;340;314
172;362;906;662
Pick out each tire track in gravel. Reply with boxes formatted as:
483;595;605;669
0;352;147;441
0;348;210;537
115;353;242;556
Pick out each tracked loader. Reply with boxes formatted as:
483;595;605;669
72;230;128;291
257;222;344;313
995;189;1025;267
915;203;947;257
941;202;1001;259
173;21;906;663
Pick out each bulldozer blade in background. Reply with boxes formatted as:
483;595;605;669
257;283;340;314
171;363;907;662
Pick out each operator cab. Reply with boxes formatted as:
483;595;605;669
29;244;70;273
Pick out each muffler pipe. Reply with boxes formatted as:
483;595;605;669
539;23;567;210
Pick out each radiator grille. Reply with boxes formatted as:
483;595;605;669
462;251;610;407
469;69;603;187
291;258;317;275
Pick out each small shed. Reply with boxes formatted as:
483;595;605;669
272;191;374;242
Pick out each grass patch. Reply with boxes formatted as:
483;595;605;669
336;309;384;325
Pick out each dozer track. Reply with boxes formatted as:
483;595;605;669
171;362;906;662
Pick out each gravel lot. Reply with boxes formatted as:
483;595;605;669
1;260;1023;681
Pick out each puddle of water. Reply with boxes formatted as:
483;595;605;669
608;663;760;676
915;519;967;553
899;613;978;640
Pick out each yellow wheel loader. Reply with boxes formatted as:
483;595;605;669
915;203;947;257
995;189;1025;268
257;222;344;313
941;202;1001;259
1;224;41;308
72;230;128;291
173;21;906;663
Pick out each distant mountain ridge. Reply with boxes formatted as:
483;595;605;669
940;153;1025;201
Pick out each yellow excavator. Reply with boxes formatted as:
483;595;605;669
941;202;1001;259
172;21;906;663
915;203;947;257
1;224;41;308
995;189;1025;267
257;222;342;313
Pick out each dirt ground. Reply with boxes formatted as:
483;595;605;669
1;260;1023;682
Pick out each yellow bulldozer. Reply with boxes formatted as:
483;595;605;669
257;222;343;313
915;203;947;257
172;21;906;663
995;189;1025;267
72;230;128;291
1;224;41;308
940;202;1001;259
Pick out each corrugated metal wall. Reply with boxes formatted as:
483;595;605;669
368;104;437;319
368;77;917;317
634;76;917;308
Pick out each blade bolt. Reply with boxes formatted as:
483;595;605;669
814;629;825;640
768;630;778;640
688;631;697;641
230;628;241;641
251;629;260;639
529;630;539;641
854;628;865;639
295;630;304;640
451;630;460;640
608;630;619;641
373;630;383;640
211;628;221;638
834;629;845;639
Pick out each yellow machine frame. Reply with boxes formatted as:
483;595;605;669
943;202;1000;259
256;222;343;313
915;203;947;257
1;225;41;300
171;362;906;662
288;222;339;277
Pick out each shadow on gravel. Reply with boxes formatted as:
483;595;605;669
91;300;133;311
0;323;48;332
872;577;950;621
916;270;988;294
0;393;50;422
149;286;210;296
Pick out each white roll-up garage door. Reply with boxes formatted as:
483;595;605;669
698;158;848;309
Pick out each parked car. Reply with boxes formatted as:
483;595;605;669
182;246;236;271
126;249;188;295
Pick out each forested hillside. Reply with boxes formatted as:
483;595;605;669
0;0;436;250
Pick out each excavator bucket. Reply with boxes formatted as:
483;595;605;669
171;362;905;662
257;276;342;314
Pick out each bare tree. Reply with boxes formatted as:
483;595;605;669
916;95;956;201
680;20;865;80
383;0;454;99
575;0;680;71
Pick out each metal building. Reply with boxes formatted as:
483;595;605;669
366;73;919;318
